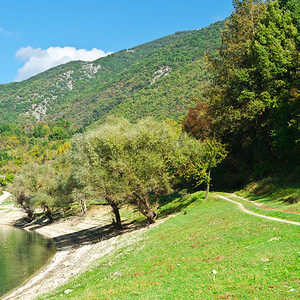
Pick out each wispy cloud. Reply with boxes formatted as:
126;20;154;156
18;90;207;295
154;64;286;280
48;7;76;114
0;27;14;36
15;46;112;81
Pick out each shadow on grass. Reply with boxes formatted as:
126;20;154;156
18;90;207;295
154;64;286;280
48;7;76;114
12;192;204;252
247;195;269;202
248;191;300;205
158;191;203;219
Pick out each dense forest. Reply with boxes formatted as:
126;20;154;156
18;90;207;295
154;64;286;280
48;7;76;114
0;0;299;225
183;0;299;187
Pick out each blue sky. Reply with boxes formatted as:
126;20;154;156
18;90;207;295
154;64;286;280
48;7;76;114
0;0;233;84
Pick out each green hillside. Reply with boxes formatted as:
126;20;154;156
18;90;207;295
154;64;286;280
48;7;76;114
43;192;300;299
0;21;223;127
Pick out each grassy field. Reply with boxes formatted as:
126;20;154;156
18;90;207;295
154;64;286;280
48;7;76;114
236;178;300;214
219;193;300;223
40;192;299;299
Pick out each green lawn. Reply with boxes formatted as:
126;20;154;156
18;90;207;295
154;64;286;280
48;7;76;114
40;192;299;299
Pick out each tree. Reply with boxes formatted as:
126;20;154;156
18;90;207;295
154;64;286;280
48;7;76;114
116;118;183;224
71;117;226;225
70;119;131;228
10;163;56;222
176;137;227;198
45;152;86;217
33;192;56;222
201;139;228;198
278;0;300;29
202;0;299;181
182;102;212;139
48;126;68;141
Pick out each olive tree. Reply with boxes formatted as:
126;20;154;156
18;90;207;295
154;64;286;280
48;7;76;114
10;163;56;222
70;119;131;228
70;117;221;225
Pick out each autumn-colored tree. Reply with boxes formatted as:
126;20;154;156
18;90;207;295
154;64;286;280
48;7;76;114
182;102;212;140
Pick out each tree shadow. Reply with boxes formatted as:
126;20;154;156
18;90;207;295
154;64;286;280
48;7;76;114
13;214;52;228
52;221;143;251
13;216;145;251
11;192;202;252
158;191;201;219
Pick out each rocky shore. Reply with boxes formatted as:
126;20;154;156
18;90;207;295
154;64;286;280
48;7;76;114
0;193;148;300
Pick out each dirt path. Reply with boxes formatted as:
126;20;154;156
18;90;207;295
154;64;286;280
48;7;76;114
216;193;300;226
0;191;12;204
0;192;26;225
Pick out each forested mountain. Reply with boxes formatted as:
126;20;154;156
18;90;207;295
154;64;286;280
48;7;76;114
1;0;299;228
0;21;223;127
1;0;298;190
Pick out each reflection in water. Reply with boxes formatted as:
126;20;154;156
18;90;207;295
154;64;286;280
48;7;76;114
0;225;56;296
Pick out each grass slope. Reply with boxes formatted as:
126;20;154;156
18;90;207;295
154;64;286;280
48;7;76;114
237;177;300;214
41;192;299;299
223;193;300;223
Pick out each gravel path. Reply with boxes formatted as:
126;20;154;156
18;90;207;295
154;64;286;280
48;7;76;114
216;193;300;226
0;191;12;204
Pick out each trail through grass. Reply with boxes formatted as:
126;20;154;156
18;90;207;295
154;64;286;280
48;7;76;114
216;193;300;225
41;192;299;299
237;178;300;213
229;192;300;223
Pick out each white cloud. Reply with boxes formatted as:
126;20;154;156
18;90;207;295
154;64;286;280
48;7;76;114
14;46;112;81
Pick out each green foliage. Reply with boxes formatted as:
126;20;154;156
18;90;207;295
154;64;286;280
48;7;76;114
278;0;300;29
48;126;69;140
69;118;223;224
0;151;12;162
0;173;14;186
9;161;64;222
185;0;299;185
0;120;75;177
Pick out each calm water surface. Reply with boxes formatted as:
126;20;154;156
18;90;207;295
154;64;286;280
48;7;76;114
0;225;56;296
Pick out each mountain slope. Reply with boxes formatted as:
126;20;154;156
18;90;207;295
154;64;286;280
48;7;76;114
0;21;224;127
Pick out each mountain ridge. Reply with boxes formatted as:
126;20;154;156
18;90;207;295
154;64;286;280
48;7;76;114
0;21;224;127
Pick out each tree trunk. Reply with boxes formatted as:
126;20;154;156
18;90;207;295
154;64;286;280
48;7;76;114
146;212;157;224
80;199;87;216
27;209;34;223
205;168;211;199
144;196;157;224
105;197;122;229
45;207;53;222
112;203;122;229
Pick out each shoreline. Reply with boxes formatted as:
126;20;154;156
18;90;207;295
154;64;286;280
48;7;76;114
0;196;148;300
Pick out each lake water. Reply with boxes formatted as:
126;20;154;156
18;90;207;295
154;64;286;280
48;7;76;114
0;225;56;297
